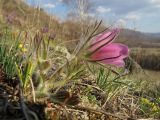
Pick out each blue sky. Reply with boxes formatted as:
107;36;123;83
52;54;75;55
25;0;160;33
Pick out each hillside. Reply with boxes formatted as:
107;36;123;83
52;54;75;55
0;0;83;44
0;0;60;31
118;29;160;48
145;32;160;39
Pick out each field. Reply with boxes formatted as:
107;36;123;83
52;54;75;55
0;0;160;120
146;70;160;82
129;47;160;85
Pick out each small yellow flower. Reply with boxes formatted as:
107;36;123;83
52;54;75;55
22;48;27;52
141;98;150;104
19;44;23;48
152;105;158;112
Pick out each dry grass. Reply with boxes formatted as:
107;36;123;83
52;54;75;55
130;48;160;71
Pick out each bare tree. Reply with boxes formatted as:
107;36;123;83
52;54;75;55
61;0;94;21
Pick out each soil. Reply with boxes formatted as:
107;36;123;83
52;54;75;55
0;68;47;120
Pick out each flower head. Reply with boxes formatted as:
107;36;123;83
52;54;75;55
49;32;56;40
6;12;16;24
41;26;49;33
18;44;23;48
87;29;129;67
22;48;27;53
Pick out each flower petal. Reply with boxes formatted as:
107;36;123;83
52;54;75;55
90;43;129;60
89;29;120;52
90;43;129;67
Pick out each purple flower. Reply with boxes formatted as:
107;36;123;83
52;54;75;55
41;27;49;33
88;29;129;67
6;12;16;24
49;32;56;40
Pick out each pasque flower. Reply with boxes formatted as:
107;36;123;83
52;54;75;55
87;29;129;67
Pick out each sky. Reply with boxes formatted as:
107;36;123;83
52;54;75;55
25;0;160;33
